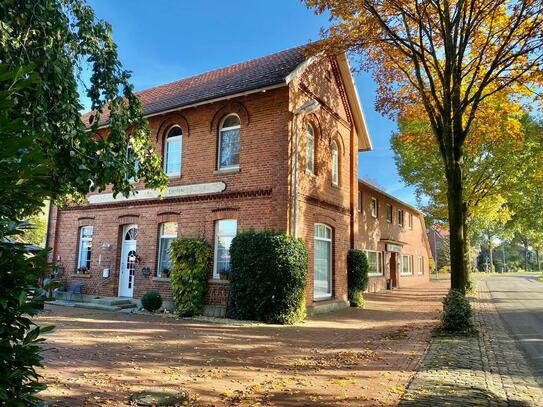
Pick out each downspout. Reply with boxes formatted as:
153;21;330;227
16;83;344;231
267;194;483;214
349;126;355;249
292;113;300;237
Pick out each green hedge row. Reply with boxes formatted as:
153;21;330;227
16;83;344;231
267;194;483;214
228;231;308;324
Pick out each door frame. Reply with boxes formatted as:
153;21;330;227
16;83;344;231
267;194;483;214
118;224;138;297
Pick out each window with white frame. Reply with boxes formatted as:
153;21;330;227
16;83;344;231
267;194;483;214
398;209;404;227
157;222;178;277
164;127;182;177
401;255;413;275
357;191;362;212
371;197;378;218
218;114;240;170
408;213;413;229
306;123;315;173
366;250;383;276
314;224;332;299
125;145;140;183
331;141;339;186
418;256;424;275
386;204;393;223
77;226;93;272
213;219;237;279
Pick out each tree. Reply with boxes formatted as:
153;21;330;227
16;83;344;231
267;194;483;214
305;0;543;292
0;0;167;402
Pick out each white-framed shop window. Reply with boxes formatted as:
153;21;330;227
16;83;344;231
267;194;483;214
314;223;332;300
401;255;413;275
157;222;178;277
366;250;383;276
213;219;237;279
77;226;93;272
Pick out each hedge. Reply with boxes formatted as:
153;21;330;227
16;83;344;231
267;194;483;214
347;249;369;307
228;231;308;324
170;238;212;317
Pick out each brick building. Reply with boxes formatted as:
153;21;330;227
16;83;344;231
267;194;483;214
47;45;429;315
357;180;432;292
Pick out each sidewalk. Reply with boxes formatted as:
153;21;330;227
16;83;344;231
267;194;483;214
400;280;543;407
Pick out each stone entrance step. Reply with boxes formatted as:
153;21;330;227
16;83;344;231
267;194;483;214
51;294;137;311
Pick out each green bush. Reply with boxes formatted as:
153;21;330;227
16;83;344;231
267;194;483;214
442;289;475;332
347;250;369;308
228;231;308;324
141;291;162;312
170;238;212;317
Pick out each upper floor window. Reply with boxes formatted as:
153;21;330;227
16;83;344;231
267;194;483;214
77;226;93;272
218;114;240;170
164;127;182;177
371;197;378;218
357;191;362;212
306;123;315;173
157;222;178;278
398;209;404;227
126;145;139;183
386;204;393;223
331;141;339;186
408;213;413;229
214;219;237;279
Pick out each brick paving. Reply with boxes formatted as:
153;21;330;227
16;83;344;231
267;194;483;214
400;279;543;407
37;281;448;406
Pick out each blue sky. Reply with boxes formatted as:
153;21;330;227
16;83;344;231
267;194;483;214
87;0;418;206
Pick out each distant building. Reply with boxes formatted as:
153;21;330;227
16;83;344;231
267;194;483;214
427;225;449;271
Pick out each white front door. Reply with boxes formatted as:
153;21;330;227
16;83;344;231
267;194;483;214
119;224;138;297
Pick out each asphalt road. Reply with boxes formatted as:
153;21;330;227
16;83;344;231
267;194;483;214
483;274;543;378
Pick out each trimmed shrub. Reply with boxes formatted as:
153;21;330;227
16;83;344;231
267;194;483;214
442;289;475;332
347;250;369;308
141;291;162;312
170;238;212;317
229;231;308;324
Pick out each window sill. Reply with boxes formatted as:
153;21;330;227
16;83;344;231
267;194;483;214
152;277;171;282
331;183;340;190
313;295;333;302
71;274;91;278
208;278;229;284
214;167;240;175
400;273;413;276
167;174;181;180
368;274;384;278
305;169;316;178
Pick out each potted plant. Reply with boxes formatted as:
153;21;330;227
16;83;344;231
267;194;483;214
161;268;171;278
77;266;88;275
219;269;230;281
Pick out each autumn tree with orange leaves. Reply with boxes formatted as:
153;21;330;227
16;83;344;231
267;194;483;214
305;0;543;292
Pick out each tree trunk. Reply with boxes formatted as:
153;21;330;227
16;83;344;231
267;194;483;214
446;162;466;292
462;210;470;283
537;249;541;273
489;242;493;273
524;241;529;271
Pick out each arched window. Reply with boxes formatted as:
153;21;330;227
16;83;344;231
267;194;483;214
218;114;240;170
164;126;182;177
125;145;139;183
331;141;339;186
306;124;315;173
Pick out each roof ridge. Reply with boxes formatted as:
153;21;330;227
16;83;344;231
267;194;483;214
134;44;309;98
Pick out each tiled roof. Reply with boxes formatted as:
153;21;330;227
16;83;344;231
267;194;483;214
83;45;307;125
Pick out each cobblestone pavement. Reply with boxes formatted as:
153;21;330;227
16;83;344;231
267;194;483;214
38;281;448;406
400;279;543;407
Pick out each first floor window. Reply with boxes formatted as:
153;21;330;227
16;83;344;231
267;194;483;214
218;114;240;169
214;219;237;279
306;123;315;173
401;255;413;275
331;141;339;186
398;209;404;227
357;191;362;212
371;197;378;218
366;250;383;276
77;226;93;272
314;224;332;299
157;222;178;277
386;204;393;223
165;127;182;176
418;256;424;275
408;213;413;229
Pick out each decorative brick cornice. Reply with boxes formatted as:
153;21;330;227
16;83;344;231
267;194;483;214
302;193;350;215
329;57;354;127
299;83;351;130
61;188;273;212
211;207;240;213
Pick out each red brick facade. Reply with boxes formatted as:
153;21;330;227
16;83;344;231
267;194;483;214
47;48;429;315
357;181;432;292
